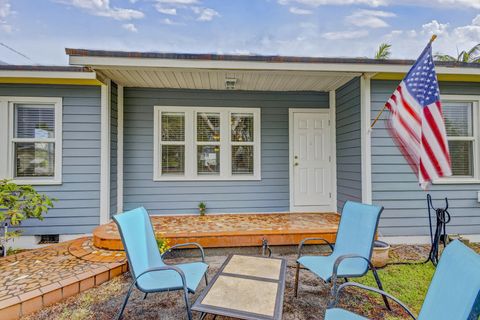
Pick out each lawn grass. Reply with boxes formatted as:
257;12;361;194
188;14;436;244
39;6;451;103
354;262;435;318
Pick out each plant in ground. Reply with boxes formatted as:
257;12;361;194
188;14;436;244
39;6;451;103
0;179;56;256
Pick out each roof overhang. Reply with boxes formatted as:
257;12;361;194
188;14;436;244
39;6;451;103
66;49;480;90
0;66;101;86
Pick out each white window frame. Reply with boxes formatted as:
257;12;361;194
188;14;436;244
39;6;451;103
434;94;480;184
153;106;261;181
0;96;63;185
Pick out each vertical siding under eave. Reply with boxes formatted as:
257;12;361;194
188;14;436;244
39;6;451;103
110;82;118;216
371;80;480;236
123;88;329;215
335;78;362;211
0;84;101;235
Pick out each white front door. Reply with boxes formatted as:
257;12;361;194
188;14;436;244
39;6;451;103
290;110;334;211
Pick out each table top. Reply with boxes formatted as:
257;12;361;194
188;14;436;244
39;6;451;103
192;254;287;320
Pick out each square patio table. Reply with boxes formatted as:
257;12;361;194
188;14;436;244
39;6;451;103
192;254;287;320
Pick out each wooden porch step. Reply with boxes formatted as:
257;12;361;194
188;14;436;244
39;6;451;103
93;212;340;251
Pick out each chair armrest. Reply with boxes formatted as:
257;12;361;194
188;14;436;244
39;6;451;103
330;254;373;295
162;242;206;262
133;265;188;292
329;282;417;320
297;237;334;259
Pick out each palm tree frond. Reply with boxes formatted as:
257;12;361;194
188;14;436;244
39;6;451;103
434;54;457;62
375;43;392;60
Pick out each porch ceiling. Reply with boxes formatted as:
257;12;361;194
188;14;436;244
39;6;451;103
97;68;360;91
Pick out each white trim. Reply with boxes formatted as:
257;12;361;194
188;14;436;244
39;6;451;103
153;106;261;181
0;100;9;179
117;85;124;213
0;96;63;185
100;80;111;224
288;108;336;212
0;70;96;79
329;91;337;212
433;94;480;184
361;75;372;204
68;55;480;76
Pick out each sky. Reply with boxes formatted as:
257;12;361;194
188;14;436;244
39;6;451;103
0;0;479;65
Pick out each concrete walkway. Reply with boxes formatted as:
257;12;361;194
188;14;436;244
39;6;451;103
0;238;126;320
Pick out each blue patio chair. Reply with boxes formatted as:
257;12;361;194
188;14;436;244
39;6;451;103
113;207;209;320
295;201;390;309
326;240;480;319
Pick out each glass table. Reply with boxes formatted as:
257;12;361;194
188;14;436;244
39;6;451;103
192;254;287;320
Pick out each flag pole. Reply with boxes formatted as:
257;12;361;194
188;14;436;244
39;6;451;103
370;34;438;129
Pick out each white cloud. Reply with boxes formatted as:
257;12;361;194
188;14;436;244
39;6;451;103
289;7;313;14
0;0;12;33
322;29;369;40
279;0;480;8
155;5;177;15
421;20;449;36
192;7;219;21
473;14;480;26
122;23;137;32
58;0;144;20
156;0;198;3
383;16;480;59
278;0;387;7
346;9;395;28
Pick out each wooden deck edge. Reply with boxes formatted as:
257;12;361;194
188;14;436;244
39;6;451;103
0;263;128;320
94;231;338;251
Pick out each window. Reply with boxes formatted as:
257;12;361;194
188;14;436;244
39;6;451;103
436;95;480;183
154;106;260;180
0;97;62;184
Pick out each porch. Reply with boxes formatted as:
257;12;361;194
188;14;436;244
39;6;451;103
93;212;340;250
62;49;366;230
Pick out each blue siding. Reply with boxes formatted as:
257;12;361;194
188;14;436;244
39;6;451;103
110;82;118;216
371;80;480;236
0;84;101;235
336;78;362;210
123;88;329;215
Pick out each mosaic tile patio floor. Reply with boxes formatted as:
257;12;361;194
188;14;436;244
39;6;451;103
0;238;127;320
94;212;341;250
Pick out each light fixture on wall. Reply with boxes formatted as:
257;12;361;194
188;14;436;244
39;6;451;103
225;78;237;90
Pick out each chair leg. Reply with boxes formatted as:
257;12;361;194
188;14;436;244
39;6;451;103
294;262;300;297
143;293;148;300
183;289;192;320
116;282;136;320
371;268;391;311
204;273;209;286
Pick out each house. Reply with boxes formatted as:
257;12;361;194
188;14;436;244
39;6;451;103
0;50;479;247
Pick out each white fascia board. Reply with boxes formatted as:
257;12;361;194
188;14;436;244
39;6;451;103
0;70;96;79
69;55;480;76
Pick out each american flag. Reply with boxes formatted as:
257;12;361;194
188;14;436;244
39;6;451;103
385;42;451;189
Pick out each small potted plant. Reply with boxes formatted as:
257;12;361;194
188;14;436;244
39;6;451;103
0;179;56;257
156;236;171;255
198;202;206;216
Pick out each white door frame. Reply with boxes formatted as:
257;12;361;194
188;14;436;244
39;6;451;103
288;107;337;212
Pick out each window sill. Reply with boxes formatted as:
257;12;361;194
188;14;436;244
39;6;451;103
10;179;62;186
153;175;261;181
432;178;480;185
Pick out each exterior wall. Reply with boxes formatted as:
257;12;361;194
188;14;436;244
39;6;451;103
335;78;362;211
123;88;329;215
371;80;480;236
0;84;101;235
110;82;118;216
